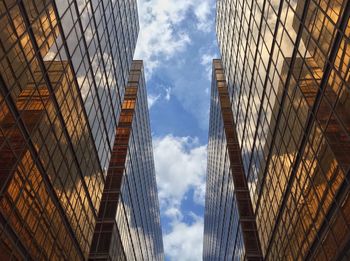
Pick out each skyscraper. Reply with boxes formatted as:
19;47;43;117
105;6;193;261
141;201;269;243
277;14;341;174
89;60;164;261
204;0;350;260
204;60;262;260
0;0;163;260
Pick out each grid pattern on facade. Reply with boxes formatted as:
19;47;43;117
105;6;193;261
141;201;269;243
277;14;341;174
117;61;164;261
0;0;139;259
88;65;137;260
204;60;246;261
90;61;164;261
215;60;262;260
215;0;350;259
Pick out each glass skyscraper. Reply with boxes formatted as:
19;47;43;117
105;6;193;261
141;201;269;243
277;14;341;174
0;0;163;260
204;60;262;260
89;60;164;261
204;0;350;260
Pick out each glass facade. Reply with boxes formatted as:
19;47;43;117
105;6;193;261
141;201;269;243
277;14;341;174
204;60;262;261
0;1;163;260
89;61;164;261
205;0;350;260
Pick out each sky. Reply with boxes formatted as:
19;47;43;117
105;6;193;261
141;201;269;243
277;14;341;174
134;0;219;260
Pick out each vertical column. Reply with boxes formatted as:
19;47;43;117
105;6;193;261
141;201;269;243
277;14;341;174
89;62;141;261
214;59;263;260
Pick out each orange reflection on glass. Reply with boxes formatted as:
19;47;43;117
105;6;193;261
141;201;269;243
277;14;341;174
1;151;79;260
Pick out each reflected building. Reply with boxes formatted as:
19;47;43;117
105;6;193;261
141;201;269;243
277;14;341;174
204;0;350;260
0;0;163;260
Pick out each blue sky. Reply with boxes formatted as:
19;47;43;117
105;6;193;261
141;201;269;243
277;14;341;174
134;0;218;260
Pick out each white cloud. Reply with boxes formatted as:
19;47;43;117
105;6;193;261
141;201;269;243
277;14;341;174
147;85;172;109
193;182;206;206
164;213;204;261
148;94;161;109
194;2;213;32
153;135;207;260
200;52;217;80
135;0;215;76
153;135;207;208
164;206;183;220
200;53;215;66
165;87;172;101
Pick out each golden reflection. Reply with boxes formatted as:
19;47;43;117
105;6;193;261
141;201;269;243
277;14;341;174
0;1;103;258
259;51;349;259
0;0;58;100
1;151;79;260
